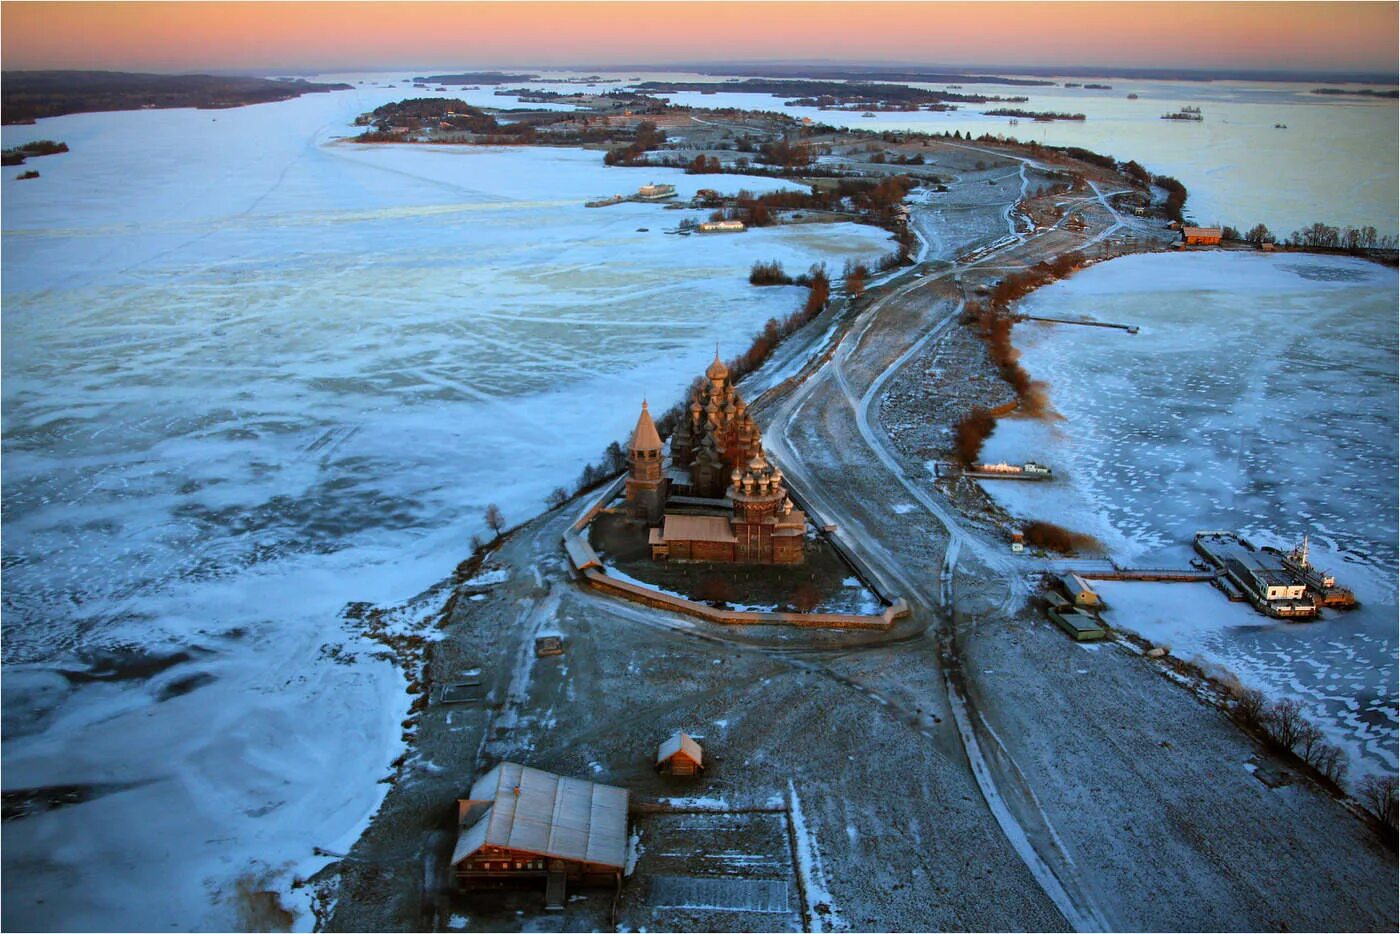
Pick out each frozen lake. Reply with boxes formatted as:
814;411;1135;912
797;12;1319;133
978;251;1398;782
0;80;894;929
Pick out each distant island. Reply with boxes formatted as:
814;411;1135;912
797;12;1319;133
1311;87;1399;98
412;71;541;85
684;64;1055;86
2;138;68;165
1;70;352;124
984;108;1087;121
638;78;1029;109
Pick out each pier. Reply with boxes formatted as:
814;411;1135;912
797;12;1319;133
1071;568;1217;582
1016;314;1139;334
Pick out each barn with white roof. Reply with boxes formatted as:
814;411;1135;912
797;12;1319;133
451;762;629;902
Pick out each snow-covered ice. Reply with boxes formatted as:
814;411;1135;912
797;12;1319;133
985;251;1398;782
0;76;892;930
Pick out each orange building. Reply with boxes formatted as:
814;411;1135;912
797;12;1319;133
625;352;806;565
1181;226;1223;245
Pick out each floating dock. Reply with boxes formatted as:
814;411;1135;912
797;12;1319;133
1192;531;1357;620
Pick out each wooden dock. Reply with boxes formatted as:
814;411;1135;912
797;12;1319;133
1018;314;1139;334
1071;568;1217;582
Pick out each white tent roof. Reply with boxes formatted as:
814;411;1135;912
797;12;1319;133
451;762;629;869
657;730;703;767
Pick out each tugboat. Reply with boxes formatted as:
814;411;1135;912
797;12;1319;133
1270;536;1358;608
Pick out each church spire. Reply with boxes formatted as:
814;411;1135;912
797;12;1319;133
630;399;663;452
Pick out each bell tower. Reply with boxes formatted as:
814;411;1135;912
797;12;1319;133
624;400;667;523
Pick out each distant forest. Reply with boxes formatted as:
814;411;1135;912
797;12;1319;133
637;79;1028;107
412;72;540;85
1;71;351;124
1310;87;1399;98
688;65;1054;86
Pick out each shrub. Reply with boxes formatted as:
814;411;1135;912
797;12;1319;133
750;259;795;285
1021;520;1102;555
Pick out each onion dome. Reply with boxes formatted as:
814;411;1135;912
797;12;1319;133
706;349;729;382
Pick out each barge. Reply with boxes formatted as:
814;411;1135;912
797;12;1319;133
966;460;1053;481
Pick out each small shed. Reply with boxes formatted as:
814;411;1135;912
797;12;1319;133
656;731;704;776
1059;572;1101;607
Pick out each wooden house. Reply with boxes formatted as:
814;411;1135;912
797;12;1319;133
451;763;629;902
656;731;704;776
1180;226;1223;245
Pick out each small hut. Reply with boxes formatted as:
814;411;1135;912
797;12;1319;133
1059;572;1101;608
656;731;704;776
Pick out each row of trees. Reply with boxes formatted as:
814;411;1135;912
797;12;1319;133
699;177;918;231
1232;688;1348;785
1227;221;1397;252
1227;684;1398;834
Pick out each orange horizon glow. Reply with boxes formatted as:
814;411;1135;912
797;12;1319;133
2;2;1396;75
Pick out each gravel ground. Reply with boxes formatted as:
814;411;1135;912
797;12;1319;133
957;564;1398;931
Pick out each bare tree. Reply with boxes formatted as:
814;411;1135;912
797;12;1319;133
483;503;505;538
1243;223;1275;245
1311;743;1347;786
546;487;570;510
1296;720;1326;763
1357;775;1398;829
1262;698;1307;750
1232;686;1267;727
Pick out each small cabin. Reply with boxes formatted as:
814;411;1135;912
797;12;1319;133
657;731;704;776
1010;531;1025;554
534;636;564;657
1059;572;1101;608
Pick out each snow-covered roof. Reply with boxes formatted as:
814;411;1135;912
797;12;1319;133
452;762;629;869
657;730;703;767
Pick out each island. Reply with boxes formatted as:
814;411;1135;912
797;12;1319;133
1;70;352;124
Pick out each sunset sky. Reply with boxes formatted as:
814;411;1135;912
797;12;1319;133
2;1;1396;75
